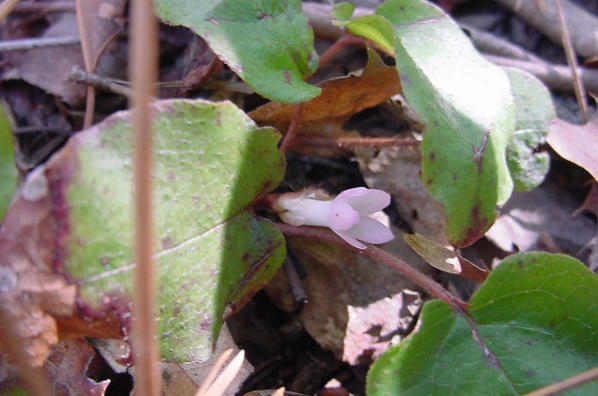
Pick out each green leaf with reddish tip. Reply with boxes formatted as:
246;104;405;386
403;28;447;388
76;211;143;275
367;252;598;395
373;0;515;248
0;104;17;223
37;99;285;362
154;0;321;103
504;67;555;192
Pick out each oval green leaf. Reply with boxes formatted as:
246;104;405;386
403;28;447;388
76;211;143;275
154;0;321;103
48;99;285;362
373;0;515;247
504;67;555;192
367;252;598;395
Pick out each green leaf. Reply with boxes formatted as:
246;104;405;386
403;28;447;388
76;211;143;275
346;14;395;54
331;2;355;26
154;0;321;103
504;67;555;192
367;252;598;395
374;0;515;247
0;104;17;223
53;99;286;362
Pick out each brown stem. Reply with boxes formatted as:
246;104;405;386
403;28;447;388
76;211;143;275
129;0;160;392
274;222;467;310
278;103;303;153
318;32;364;69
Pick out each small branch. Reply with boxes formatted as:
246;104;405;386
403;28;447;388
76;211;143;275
293;136;420;149
524;366;598;396
0;36;80;51
69;66;132;97
279;103;303;153
318;32;364;69
484;54;598;95
459;23;547;64
554;0;588;122
274;222;467;310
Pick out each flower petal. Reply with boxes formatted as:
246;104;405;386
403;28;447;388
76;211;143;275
329;200;360;230
336;188;391;215
332;228;367;249
344;217;394;244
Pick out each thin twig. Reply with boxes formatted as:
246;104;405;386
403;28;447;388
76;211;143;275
0;36;80;51
484;54;598;95
75;0;95;128
274;222;467;310
129;0;159;392
294;136;420;149
524;366;598;396
69;66;133;97
279;103;303;153
554;0;588;122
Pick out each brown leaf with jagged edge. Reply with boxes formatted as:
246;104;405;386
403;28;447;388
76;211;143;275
548;113;598;183
0;338;109;394
265;228;428;365
249;47;401;156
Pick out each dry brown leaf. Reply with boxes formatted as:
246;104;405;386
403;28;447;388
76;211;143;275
75;0;126;71
11;13;86;106
548;113;598;183
0;338;109;395
249;47;401;155
265;229;428;365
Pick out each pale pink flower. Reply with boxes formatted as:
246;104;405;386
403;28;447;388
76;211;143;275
277;187;394;249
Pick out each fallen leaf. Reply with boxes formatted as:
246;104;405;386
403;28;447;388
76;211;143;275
0;338;109;394
485;185;596;254
250;47;401;156
265;228;428;365
548;112;598;183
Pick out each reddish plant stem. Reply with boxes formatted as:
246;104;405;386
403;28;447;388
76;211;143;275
318;32;364;69
293;136;420;149
279;103;303;153
274;222;467;310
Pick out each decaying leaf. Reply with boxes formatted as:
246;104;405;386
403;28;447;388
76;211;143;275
250;47;401;156
265;229;428;365
0;99;286;369
0;338;109;395
548;112;598;183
